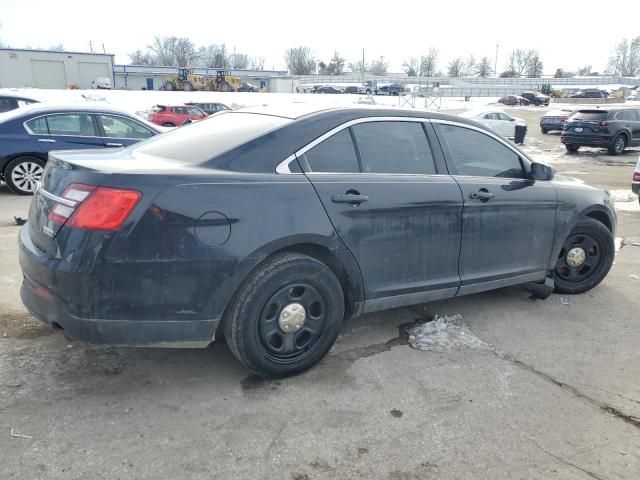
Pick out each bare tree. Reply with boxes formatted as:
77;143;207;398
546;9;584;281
553;68;573;78
578;65;592;76
447;57;463;77
476;56;492;77
49;43;65;52
230;53;249;69
148;36;196;67
507;49;537;77
526;54;543;77
249;56;265;70
461;55;476;76
331;51;346;75
348;59;368;74
129;49;155;65
369;56;388;75
607;37;640;76
403;57;419;76
198;44;229;68
419;48;439;77
285;46;316;75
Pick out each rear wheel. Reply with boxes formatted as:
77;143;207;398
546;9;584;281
163;81;176;91
183;81;194;92
554;218;614;294
162;122;176;127
608;134;627;155
541;128;548;134
5;156;45;195
565;144;579;153
224;253;344;378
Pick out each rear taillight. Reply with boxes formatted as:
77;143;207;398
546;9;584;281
47;183;141;231
633;171;640;182
561;116;568;123
600;120;614;126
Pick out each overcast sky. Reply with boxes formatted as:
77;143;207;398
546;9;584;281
1;0;638;74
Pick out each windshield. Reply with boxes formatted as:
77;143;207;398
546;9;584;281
572;111;608;121
130;112;291;163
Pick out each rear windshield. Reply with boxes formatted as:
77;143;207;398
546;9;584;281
572;111;608;121
131;112;291;163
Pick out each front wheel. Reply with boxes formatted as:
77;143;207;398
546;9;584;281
541;128;548;134
565;144;579;153
224;253;345;378
554;218;614;294
5;156;45;195
608;134;627;155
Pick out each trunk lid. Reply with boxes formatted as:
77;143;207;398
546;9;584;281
564;110;609;135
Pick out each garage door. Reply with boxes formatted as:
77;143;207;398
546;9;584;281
78;62;110;89
31;60;67;89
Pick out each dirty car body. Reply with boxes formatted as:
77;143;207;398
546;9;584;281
19;106;617;377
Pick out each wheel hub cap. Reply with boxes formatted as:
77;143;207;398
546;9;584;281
566;247;586;267
278;303;306;333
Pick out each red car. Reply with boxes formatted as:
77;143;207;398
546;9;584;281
498;95;530;106
148;105;207;127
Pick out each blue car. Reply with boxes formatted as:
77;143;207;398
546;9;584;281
0;105;161;194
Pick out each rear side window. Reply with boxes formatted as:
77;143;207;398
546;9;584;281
617;110;639;121
302;129;359;173
439;124;524;178
131;112;290;164
352;121;436;174
25;117;48;134
98;115;154;139
0;97;16;112
46;114;97;136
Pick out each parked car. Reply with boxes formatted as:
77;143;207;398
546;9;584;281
362;81;378;94
540;109;576;134
148;104;207;126
378;83;406;96
570;90;605;99
498;95;530;106
0;94;39;113
520;92;550;106
237;82;259;92
632;155;640;202
458;108;527;138
561;108;640;155
0;104;160;195
91;77;112;89
344;86;365;94
186;102;231;115
315;86;343;94
19;105;616;378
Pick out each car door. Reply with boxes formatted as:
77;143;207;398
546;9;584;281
26;113;104;154
497;112;516;137
481;113;501;135
433;120;558;295
299;119;463;310
625;110;640;144
95;114;156;147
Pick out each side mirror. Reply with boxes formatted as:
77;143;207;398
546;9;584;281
530;162;555;181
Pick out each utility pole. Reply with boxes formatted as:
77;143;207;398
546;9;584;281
89;40;93;53
362;48;365;85
495;43;499;77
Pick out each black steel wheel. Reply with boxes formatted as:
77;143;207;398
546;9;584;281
554;218;614;294
224;253;344;378
608;134;627;155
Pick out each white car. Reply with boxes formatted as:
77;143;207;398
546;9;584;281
91;77;112;89
458;109;527;139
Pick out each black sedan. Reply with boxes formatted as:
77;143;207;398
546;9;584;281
315;86;343;94
19;106;616;378
0;105;160;194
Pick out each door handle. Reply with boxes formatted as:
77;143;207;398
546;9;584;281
469;189;495;202
106;142;124;147
37;138;56;143
331;194;369;204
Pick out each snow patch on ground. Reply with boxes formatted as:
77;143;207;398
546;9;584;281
609;189;638;202
407;315;489;352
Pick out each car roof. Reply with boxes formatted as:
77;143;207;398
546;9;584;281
458;108;507;117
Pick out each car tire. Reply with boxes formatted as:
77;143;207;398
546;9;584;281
565;144;579;153
162;122;176;127
4;156;45;195
553;217;614;294
541;128;548;134
224;252;345;378
608;134;627;155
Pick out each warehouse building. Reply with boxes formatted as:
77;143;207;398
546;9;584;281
0;48;115;89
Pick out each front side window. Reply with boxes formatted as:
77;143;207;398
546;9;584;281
187;107;205;117
98;115;154;139
45;114;97;136
439;124;525;178
302;128;359;173
352;121;436;174
497;113;512;121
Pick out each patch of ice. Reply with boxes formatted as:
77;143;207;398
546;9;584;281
608;189;638;202
407;314;488;352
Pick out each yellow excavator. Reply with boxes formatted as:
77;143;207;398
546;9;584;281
162;68;242;92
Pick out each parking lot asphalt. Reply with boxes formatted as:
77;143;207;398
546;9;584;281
1;108;639;479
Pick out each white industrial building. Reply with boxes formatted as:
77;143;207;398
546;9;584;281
0;48;115;89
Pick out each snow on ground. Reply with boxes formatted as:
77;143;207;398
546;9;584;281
0;87;500;117
407;315;489;352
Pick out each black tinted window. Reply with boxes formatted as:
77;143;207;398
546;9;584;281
574;111;608;121
352;121;436;174
439;124;524;178
302;129;359;173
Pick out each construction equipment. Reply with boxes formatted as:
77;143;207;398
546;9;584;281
162;68;242;92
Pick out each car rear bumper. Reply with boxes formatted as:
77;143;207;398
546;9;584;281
561;134;612;147
633;182;639;195
18;225;219;346
540;121;564;131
